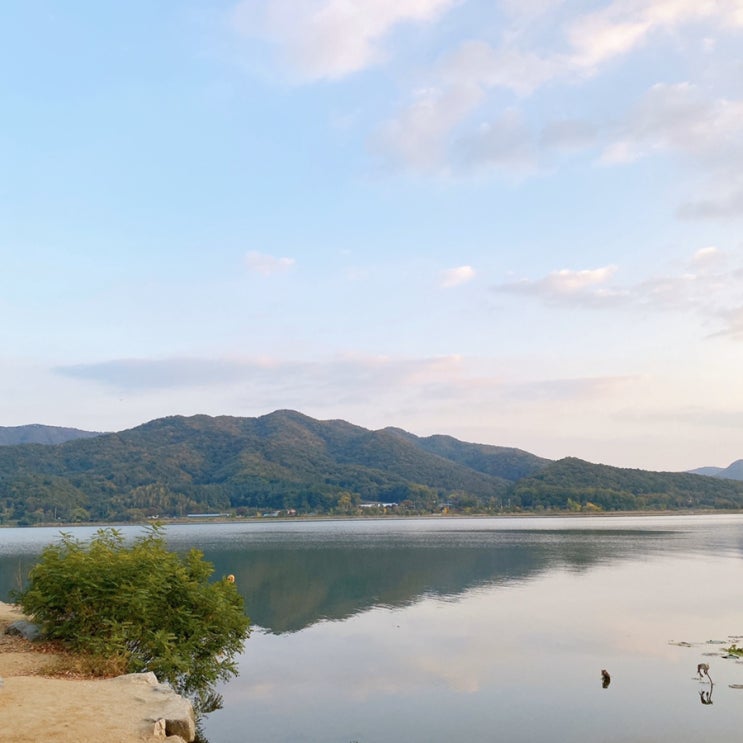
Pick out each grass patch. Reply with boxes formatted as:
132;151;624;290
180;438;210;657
38;643;131;679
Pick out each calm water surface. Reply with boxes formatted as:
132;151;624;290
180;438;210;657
2;515;743;742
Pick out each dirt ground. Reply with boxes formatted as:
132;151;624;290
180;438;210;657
0;602;190;743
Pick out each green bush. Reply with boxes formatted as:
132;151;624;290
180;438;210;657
14;526;250;697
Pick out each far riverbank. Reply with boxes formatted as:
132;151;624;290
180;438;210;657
3;507;743;530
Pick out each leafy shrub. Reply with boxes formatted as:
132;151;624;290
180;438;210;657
14;525;250;697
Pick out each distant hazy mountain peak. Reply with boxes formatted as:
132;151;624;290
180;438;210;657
0;424;103;446
687;460;743;481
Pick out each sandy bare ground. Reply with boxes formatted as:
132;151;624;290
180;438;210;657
0;602;192;743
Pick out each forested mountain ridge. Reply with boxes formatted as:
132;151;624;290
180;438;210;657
0;424;102;446
0;411;528;523
1;411;742;525
381;428;550;481
513;457;743;511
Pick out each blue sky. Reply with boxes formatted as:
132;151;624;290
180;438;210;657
2;0;743;470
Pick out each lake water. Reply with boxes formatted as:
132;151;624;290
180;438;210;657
2;515;743;742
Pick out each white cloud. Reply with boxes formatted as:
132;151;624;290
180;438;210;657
568;16;648;71
546;266;618;293
51;354;644;442
232;0;743;186
600;83;743;165
375;87;541;174
710;306;743;341
540;119;598;151
598;141;640;166
56;358;256;390
232;0;459;80
496;249;743;333
689;246;723;269
372;0;743;175
245;250;295;276
566;0;737;71
433;0;743;98
597;83;743;217
456;110;537;172
438;40;558;97
633;273;700;309
442;0;743;94
678;185;743;220
54;354;466;395
374;84;483;172
440;265;475;288
500;265;621;306
371;39;557;173
497;0;566;20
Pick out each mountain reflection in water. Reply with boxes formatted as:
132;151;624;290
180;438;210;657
204;528;673;633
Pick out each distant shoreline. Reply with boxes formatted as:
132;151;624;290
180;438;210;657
3;508;743;529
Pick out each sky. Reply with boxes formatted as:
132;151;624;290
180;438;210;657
2;0;743;472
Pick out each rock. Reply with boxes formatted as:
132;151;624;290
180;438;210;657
5;620;41;641
110;673;196;742
0;672;198;742
152;716;189;743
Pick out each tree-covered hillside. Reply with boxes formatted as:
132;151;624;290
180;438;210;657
383;429;549;481
2;412;742;525
0;411;518;524
512;457;743;510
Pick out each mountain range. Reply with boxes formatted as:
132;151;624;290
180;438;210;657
0;424;102;446
687;461;743;481
1;410;742;525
